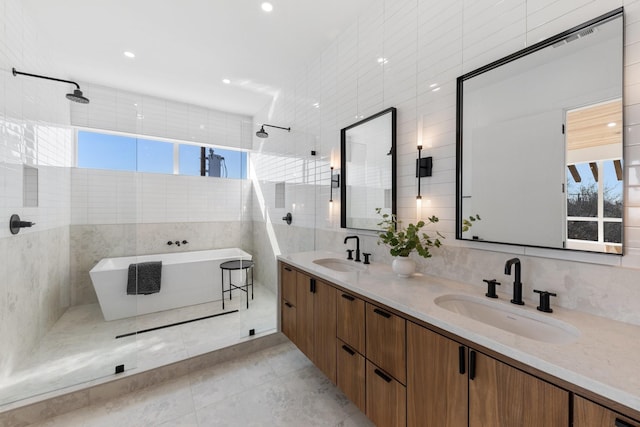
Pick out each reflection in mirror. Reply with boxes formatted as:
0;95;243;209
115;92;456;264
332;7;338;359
341;108;396;231
456;8;623;254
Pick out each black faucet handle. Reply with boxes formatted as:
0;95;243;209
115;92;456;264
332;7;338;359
167;241;174;245
182;240;188;244
483;279;501;299
533;289;557;313
363;253;371;264
346;249;354;260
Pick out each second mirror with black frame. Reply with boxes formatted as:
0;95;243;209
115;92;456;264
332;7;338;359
341;107;396;232
456;8;623;255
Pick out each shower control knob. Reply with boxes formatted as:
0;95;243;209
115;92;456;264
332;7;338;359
167;241;174;245
182;240;188;245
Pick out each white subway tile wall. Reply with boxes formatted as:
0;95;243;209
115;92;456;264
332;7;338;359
70;169;251;225
0;0;74;380
70;83;253;151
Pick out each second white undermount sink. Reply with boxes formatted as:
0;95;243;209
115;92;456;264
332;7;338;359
313;258;367;273
434;294;580;344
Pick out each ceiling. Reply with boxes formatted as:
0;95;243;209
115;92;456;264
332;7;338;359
21;0;375;117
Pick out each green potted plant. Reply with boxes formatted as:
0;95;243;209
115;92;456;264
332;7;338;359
376;208;479;277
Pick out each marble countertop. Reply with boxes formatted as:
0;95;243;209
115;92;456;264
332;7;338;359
278;250;640;414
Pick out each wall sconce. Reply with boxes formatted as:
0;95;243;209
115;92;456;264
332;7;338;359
416;145;432;199
330;167;340;203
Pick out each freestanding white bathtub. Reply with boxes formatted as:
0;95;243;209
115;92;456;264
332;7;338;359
89;248;252;321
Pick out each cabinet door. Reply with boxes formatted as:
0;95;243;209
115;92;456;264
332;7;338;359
337;291;365;354
295;272;314;360
469;350;569;427
366;303;406;384
574;395;640;427
366;361;406;427
407;322;467;427
313;280;337;384
280;263;297;305
337;340;365;413
281;300;296;342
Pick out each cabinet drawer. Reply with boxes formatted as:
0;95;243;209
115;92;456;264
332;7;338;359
281;300;296;342
574;395;640;427
337;339;365;413
366;303;406;384
337;291;365;354
366;361;406;427
280;263;297;305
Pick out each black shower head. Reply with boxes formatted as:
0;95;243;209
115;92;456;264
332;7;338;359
12;67;90;104
66;89;90;104
256;125;269;138
256;124;290;139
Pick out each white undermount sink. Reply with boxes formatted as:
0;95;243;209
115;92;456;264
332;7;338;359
434;294;580;344
313;258;367;273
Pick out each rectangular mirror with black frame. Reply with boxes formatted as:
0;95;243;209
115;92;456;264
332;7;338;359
341;107;396;231
456;8;623;255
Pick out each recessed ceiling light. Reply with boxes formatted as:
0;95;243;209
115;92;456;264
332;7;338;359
429;83;438;88
222;78;231;84
261;2;273;12
377;57;388;65
123;51;135;58
608;122;617;127
432;87;441;92
312;102;320;108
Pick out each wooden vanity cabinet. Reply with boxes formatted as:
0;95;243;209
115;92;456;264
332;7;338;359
407;321;569;427
336;291;366;413
468;349;569;427
366;302;406;385
280;264;297;343
366;360;407;427
337;339;366;413
295;270;337;384
337;291;365;354
407;322;467;427
574;395;640;427
280;262;638;427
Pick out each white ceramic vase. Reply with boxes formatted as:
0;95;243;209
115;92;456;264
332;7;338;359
392;256;416;278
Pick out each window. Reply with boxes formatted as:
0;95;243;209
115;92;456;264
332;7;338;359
566;159;622;248
77;130;247;179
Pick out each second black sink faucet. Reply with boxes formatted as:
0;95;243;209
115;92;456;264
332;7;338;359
504;258;524;305
344;235;361;262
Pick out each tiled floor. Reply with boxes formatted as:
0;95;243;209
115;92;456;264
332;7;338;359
27;342;374;426
0;286;277;407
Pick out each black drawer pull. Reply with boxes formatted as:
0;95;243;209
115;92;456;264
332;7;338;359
458;346;466;375
284;302;292;308
341;293;355;301
374;368;392;383
469;350;476;380
341;345;356;356
373;308;391;318
284;267;292;272
616;419;636;427
310;278;316;293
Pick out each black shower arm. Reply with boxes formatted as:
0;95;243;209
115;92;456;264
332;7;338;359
12;68;80;90
263;124;291;132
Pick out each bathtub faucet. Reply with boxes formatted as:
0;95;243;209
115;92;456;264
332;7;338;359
175;240;181;246
167;240;188;246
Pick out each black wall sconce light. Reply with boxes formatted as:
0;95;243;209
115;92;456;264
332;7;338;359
416;145;432;199
329;167;340;203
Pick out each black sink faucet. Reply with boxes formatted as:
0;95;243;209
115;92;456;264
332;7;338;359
344;235;361;262
504;258;524;305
